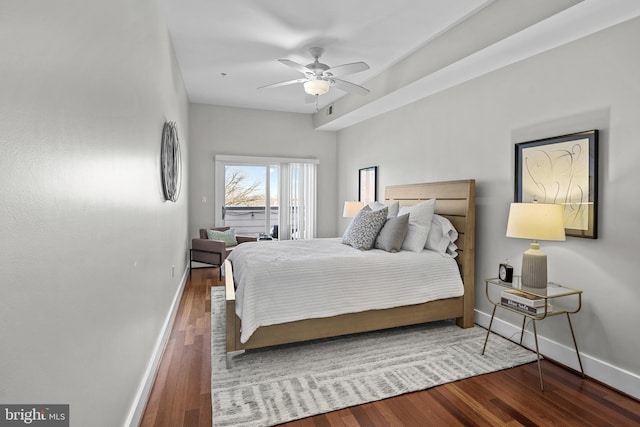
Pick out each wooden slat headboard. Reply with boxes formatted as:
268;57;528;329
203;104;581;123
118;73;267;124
385;179;476;327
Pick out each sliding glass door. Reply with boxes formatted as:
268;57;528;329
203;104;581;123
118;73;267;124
215;155;317;239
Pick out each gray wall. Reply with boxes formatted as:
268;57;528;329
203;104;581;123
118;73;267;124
0;1;189;426
336;18;640;397
188;104;338;239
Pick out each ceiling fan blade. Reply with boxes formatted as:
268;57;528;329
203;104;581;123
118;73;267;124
324;61;370;77
332;78;370;96
278;59;312;75
257;78;307;90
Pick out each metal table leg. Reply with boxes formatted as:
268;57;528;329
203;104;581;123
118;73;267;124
566;313;585;377
482;305;497;355
532;319;544;391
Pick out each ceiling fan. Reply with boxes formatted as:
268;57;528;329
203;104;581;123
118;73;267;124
258;47;371;98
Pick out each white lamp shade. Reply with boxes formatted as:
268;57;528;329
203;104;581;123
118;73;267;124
304;79;330;96
506;203;566;241
343;201;365;218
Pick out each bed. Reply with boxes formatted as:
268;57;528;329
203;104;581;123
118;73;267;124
224;179;476;360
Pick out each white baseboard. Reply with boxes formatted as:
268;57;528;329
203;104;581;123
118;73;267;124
124;267;189;427
475;309;640;400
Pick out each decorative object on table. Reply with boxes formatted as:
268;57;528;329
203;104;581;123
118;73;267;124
499;259;513;283
501;289;546;307
500;298;551;315
514;130;599;238
500;289;551;315
210;287;536;427
161;121;182;202
257;233;273;241
358;166;377;204
506;202;565;288
342;200;365;218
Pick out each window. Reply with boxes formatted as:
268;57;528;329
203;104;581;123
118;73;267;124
215;155;318;240
223;164;278;235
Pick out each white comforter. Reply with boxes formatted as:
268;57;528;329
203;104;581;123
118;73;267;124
227;238;464;343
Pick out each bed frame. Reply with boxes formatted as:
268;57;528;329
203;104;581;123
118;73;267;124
224;179;476;359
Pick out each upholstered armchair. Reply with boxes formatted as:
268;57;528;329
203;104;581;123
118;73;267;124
190;227;254;277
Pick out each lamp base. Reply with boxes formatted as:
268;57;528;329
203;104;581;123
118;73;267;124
521;242;547;288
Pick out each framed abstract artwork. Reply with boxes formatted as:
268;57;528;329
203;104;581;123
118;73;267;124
515;130;599;238
161;121;182;202
359;166;377;204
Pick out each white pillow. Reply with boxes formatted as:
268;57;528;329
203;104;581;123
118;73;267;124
425;214;459;257
398;199;436;252
368;200;399;218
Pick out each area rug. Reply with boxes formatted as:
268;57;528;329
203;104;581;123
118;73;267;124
211;287;536;427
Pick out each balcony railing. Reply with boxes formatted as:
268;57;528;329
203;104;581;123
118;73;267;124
223;206;279;236
223;206;306;239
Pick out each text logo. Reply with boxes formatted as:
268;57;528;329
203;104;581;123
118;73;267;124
0;405;69;427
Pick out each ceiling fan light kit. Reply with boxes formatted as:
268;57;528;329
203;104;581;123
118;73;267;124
303;79;331;96
259;47;370;100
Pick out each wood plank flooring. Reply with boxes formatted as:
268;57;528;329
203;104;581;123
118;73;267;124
140;267;640;426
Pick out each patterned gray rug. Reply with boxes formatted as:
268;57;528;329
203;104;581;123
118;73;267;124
211;287;536;427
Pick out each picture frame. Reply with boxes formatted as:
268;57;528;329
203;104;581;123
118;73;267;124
358;166;378;204
515;130;599;238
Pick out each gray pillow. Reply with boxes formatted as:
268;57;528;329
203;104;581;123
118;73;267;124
375;213;409;252
342;206;388;250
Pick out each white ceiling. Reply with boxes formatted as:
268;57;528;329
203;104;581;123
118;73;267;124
167;0;640;123
167;0;491;114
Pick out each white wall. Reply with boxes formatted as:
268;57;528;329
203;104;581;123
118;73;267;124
336;18;640;397
189;104;338;239
0;1;189;426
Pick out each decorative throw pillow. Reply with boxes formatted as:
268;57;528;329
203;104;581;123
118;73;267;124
342;206;388;250
369;200;400;218
398;199;436;252
425;214;459;257
207;228;238;247
375;213;409;252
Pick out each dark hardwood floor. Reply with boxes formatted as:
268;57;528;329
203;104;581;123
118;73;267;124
140;267;640;426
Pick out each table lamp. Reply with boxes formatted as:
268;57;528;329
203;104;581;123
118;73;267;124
506;202;566;288
343;201;365;218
